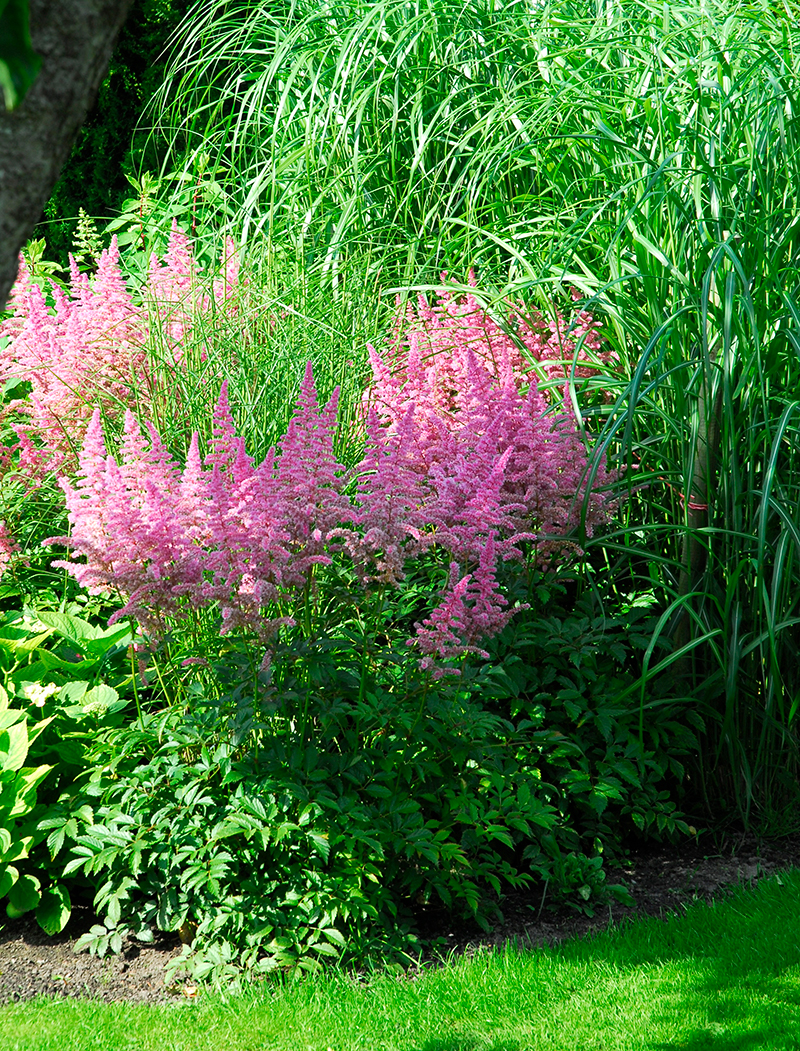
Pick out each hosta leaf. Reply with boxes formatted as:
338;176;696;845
0;863;18;898
2;833;32;863
8;872;41;914
36;884;71;935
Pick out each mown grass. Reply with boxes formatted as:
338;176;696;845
4;871;800;1050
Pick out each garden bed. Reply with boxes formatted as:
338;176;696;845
2;830;798;1005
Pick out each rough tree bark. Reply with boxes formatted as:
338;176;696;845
0;0;133;306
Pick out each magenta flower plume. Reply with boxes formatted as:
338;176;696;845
275;362;349;574
0;242;148;482
346;405;434;584
410;564;480;678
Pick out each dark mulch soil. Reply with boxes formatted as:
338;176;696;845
2;831;800;1005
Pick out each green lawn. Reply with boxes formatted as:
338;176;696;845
3;872;800;1051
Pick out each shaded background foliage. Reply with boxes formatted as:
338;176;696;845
40;0;190;267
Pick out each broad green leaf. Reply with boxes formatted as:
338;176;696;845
0;863;18;898
26;715;54;746
83;625;133;659
2;833;32;863
0;709;24;731
34;612;130;653
0;631;52;655
8;764;52;818
0;721;28;772
307;832;330;861
82;685;119;713
36;884;71;935
59;681;88;705
7;872;40;914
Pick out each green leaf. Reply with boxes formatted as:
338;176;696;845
2;833;31;863
309;941;339;956
81;685;119;713
7;872;40;914
0;863;18;898
307;832;330;862
0;709;23;732
8;764;52;818
0;721;28;772
36;884;71;935
0;0;42;110
322;927;346;948
0;631;52;655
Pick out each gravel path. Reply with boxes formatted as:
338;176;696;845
2;831;799;1004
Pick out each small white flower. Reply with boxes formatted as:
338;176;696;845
19;681;60;708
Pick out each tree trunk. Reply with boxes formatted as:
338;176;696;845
0;0;133;306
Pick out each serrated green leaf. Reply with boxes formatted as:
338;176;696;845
34;611;104;646
81;685;119;712
322;927;346;947
309;941;339;956
308;832;330;861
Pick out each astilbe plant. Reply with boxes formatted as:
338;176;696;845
365;279;618;569
0;224;244;487
49;343;617;675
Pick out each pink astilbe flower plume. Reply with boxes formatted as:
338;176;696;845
410;563;480;677
343;404;434;584
0;240;148;483
0;225;246;493
275;362;349;578
364;276;618;568
408;534;528;677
